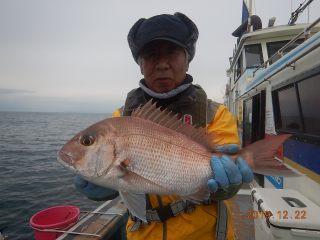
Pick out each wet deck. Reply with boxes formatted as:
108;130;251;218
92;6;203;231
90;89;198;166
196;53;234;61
228;183;255;240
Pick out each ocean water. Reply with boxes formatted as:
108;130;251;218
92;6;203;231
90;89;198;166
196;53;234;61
0;112;113;239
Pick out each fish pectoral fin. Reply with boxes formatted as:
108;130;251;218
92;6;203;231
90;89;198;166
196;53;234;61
119;191;147;222
118;165;177;196
184;185;210;203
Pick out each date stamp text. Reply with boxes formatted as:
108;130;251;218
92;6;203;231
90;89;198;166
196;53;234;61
247;210;306;219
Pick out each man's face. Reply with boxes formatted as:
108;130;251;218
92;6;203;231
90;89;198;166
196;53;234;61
140;40;189;93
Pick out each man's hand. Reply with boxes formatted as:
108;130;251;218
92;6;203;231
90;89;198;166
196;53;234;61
74;176;118;201
207;144;254;193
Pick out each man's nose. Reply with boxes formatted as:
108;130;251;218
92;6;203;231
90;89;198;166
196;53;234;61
156;53;169;70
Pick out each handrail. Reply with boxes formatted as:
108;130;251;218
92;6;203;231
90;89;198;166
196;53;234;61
238;41;320;101
253;17;320;77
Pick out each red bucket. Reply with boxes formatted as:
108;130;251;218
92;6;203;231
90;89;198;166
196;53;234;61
30;205;80;240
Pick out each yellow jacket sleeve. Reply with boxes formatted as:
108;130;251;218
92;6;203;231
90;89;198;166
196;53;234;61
112;109;121;118
207;105;241;148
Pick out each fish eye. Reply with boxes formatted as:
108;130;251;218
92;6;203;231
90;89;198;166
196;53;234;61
80;135;95;146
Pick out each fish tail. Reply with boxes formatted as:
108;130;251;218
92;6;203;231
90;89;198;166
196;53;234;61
238;134;300;177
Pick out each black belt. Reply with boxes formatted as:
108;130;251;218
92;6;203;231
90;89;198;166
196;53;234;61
129;197;214;232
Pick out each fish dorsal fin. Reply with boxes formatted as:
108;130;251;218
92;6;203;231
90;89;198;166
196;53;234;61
131;99;221;152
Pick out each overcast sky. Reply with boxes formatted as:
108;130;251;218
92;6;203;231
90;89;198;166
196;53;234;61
1;0;319;113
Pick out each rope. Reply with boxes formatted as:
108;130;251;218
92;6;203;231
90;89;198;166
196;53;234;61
47;178;74;208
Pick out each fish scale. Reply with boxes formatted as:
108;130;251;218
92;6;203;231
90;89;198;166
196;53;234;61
114;118;213;196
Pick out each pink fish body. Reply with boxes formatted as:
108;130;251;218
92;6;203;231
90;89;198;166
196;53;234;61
57;100;296;221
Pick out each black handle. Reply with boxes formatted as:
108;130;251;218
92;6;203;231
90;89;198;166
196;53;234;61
282;197;307;208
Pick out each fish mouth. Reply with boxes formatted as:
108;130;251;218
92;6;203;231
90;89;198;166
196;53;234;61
57;153;77;174
57;156;74;170
57;151;75;166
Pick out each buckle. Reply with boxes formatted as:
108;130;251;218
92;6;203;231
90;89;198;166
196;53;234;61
170;199;185;216
146;209;162;222
129;220;141;232
202;199;214;205
184;204;195;213
147;205;175;222
128;210;150;232
143;199;202;222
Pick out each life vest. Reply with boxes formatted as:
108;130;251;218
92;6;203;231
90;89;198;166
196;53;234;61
115;84;235;240
121;84;221;128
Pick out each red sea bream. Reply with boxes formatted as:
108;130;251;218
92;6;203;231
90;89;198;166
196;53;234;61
57;100;297;221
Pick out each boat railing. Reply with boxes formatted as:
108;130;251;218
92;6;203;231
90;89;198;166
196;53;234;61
30;197;128;240
253;16;320;77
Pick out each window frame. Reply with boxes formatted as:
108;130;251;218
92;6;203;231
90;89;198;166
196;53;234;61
242;90;266;144
234;50;244;83
244;43;264;69
272;64;320;144
266;39;304;65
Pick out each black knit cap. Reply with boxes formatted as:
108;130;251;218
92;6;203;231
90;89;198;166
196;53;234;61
128;12;199;64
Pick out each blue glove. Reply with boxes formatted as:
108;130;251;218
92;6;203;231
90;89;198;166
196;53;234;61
74;175;117;200
207;144;254;192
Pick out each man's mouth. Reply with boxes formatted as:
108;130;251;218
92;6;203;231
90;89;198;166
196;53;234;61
156;77;171;81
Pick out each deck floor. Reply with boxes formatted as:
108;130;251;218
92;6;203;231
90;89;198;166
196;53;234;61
228;183;255;240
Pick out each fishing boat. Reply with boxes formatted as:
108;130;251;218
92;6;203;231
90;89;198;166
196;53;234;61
224;0;320;238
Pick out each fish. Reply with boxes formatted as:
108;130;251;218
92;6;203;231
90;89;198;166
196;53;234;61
57;100;298;221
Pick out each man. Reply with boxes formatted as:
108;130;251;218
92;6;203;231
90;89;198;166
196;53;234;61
75;12;253;240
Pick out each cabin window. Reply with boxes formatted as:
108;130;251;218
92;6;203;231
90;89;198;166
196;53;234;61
244;44;263;69
273;73;320;138
298;75;320;136
266;39;304;65
234;53;243;82
277;85;301;131
243;98;253;147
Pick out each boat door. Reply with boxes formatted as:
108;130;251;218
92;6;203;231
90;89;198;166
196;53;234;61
243;90;266;186
243;90;266;145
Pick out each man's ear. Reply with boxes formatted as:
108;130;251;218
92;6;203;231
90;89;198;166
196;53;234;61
186;62;189;72
140;58;144;75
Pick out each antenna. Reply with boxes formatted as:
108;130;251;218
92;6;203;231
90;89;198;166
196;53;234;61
288;0;313;25
308;4;310;23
